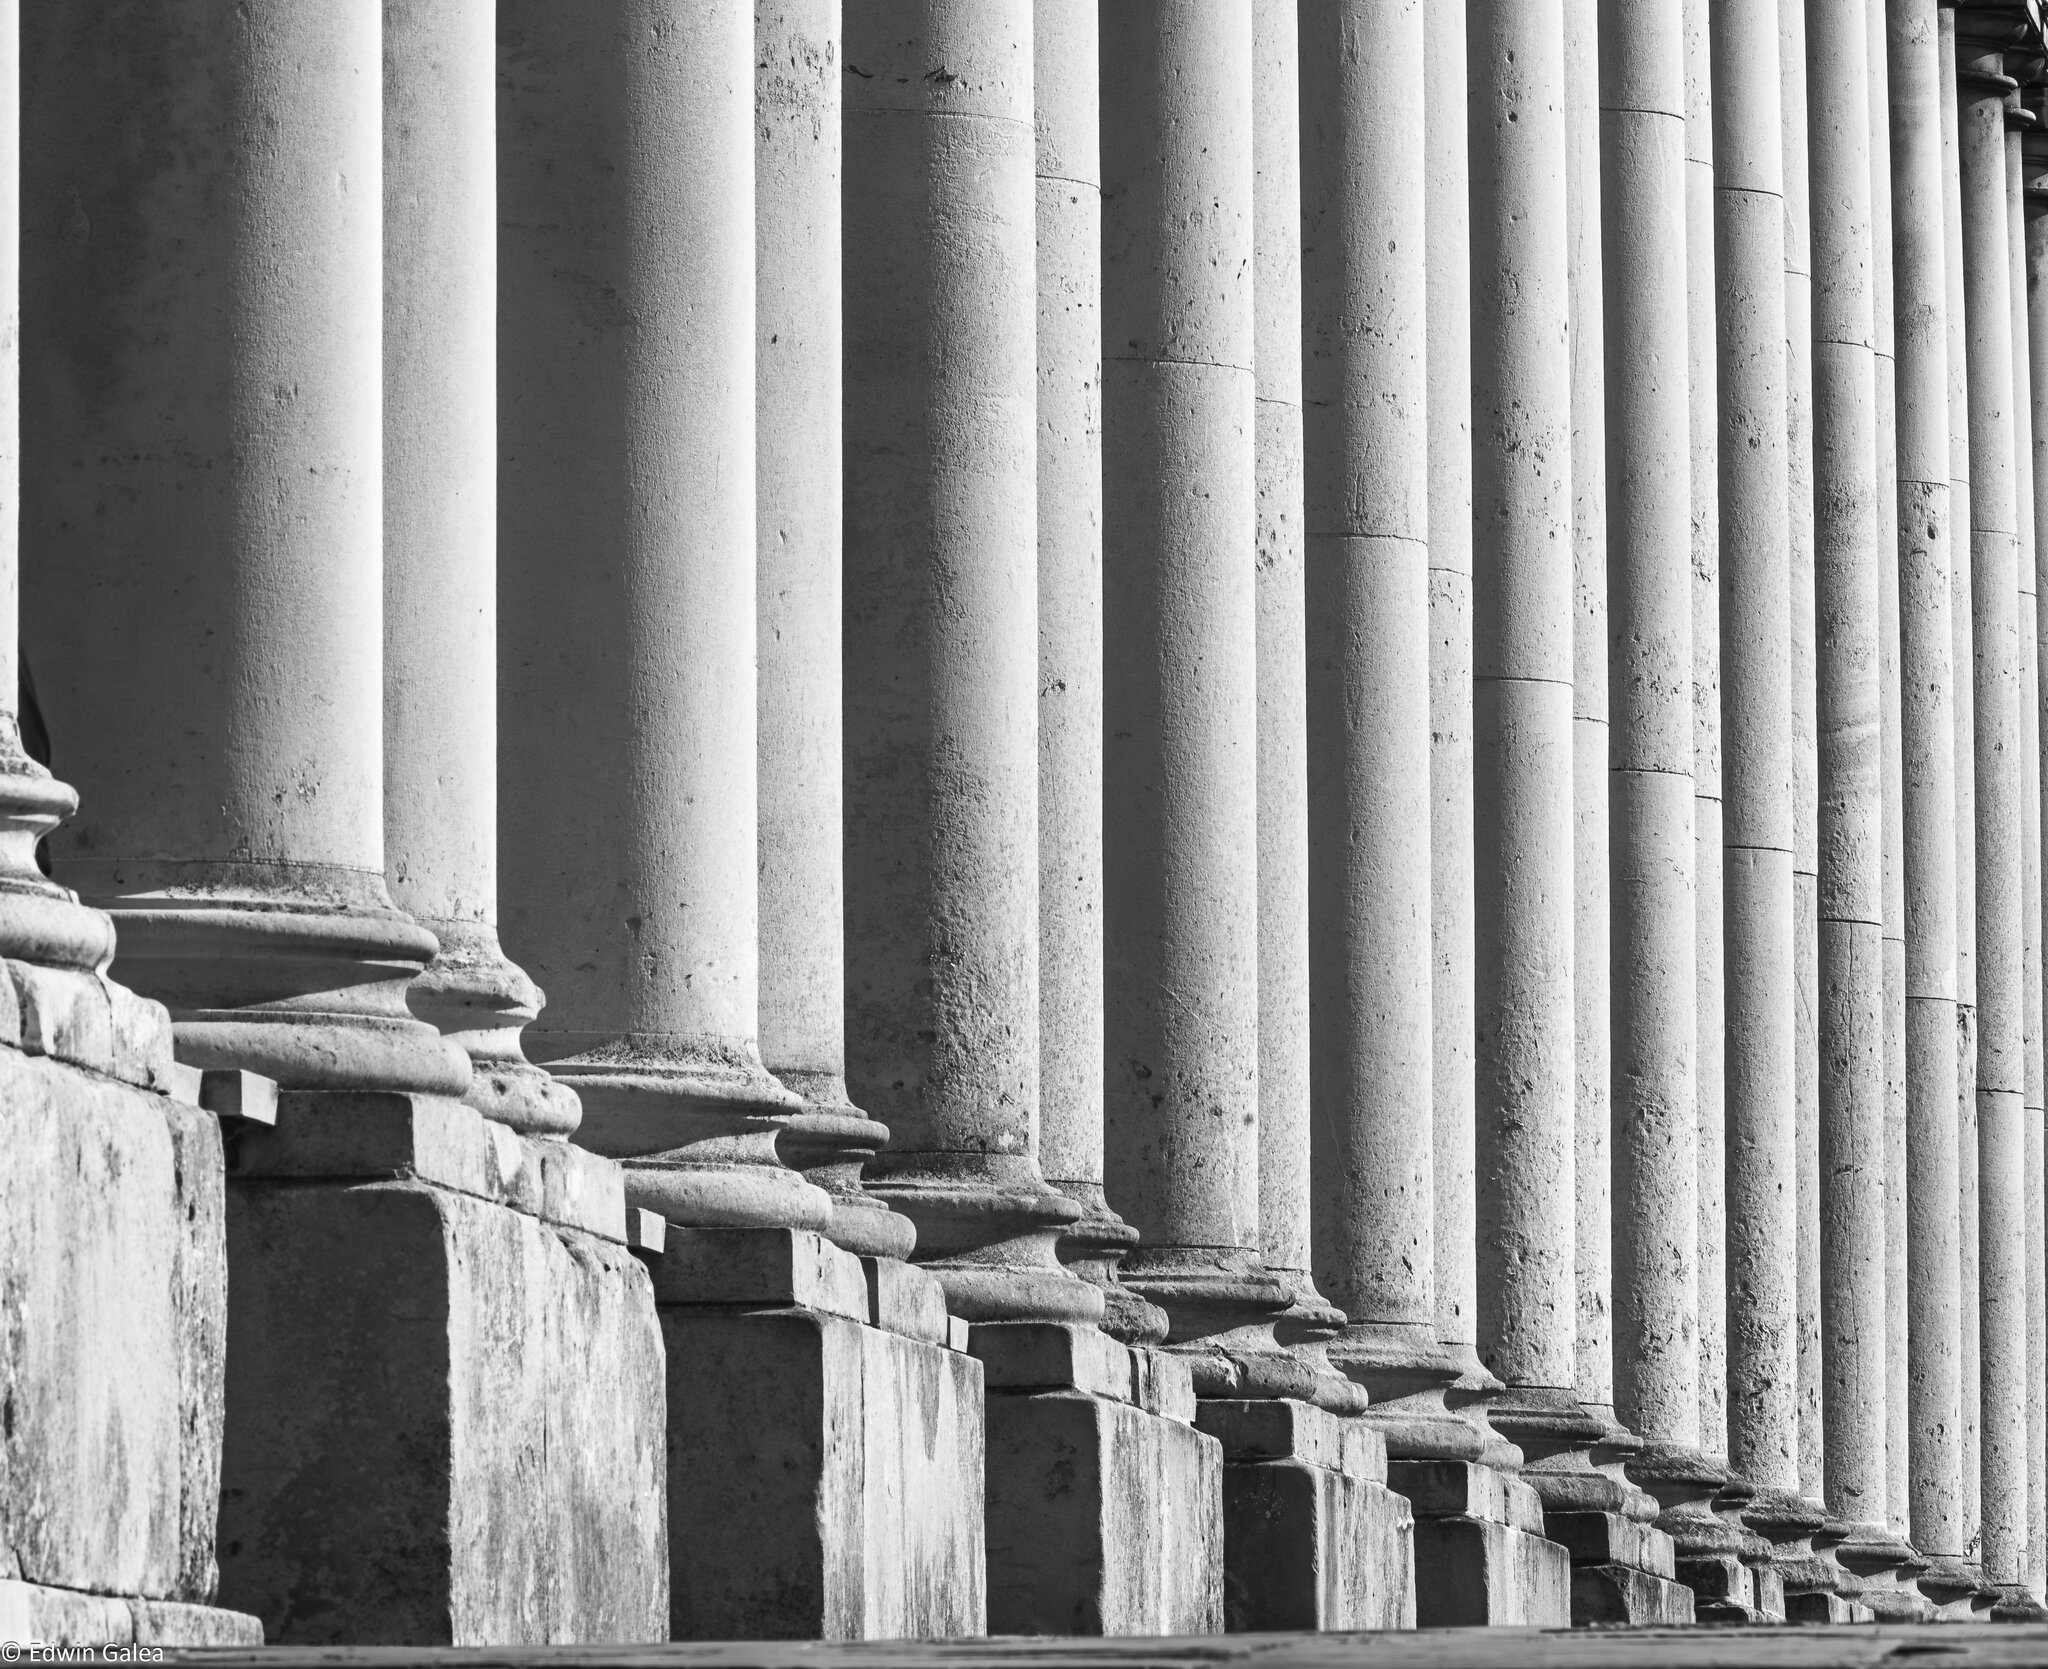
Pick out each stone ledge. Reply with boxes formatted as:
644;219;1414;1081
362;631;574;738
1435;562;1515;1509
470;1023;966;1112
1386;1458;1545;1534
1196;1398;1388;1481
225;1090;628;1244
966;1325;1197;1424
1543;1507;1678;1577
0;1580;262;1647
1;962;177;1096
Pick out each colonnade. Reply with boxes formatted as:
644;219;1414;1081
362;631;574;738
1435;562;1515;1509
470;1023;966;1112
8;0;2048;1646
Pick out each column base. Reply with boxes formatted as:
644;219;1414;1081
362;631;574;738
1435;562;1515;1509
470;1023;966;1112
974;1324;1224;1635
0;1011;241;1635
654;1229;984;1640
1194;1399;1415;1630
1825;1520;1937;1620
1543;1512;1697;1625
1917;1556;1996;1618
1785;1589;1877;1623
1385;1459;1572;1626
217;1091;668;1644
0;1582;260;1647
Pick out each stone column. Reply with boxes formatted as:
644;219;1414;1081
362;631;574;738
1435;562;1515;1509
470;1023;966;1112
1468;0;1605;1497
1685;0;1732;1489
1601;0;1717;1532
1430;0;1504;1451
1102;0;1325;1401
1942;0;1989;1577
1252;0;1360;1405
1808;0;1923;1596
1035;0;1160;1339
1869;0;1917;1567
756;1;914;1262
23;0;466;1103
836;0;1095;1324
1888;0;1976;1608
1716;0;1814;1554
1783;0;1830;1512
1567;0;1622;1447
383;0;576;1140
1956;10;2042;1610
2026;64;2048;1604
1297;0;1471;1452
498;0;829;1233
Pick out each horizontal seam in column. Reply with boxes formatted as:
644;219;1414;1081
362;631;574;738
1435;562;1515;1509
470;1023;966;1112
1254;395;1301;412
1897;472;1947;490
1813;333;1879;350
846;109;1033;132
1724;839;1796;856
1304;531;1428;549
1107;353;1253;375
1474;674;1574;691
1907;990;1960;1005
1598;104;1686;122
1036;172;1097;191
1819;910;1885;928
1610;765;1695;780
1716;184;1787;206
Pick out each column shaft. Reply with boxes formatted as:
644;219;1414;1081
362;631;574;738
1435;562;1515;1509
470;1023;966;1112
1037;0;1160;1337
757;1;913;1259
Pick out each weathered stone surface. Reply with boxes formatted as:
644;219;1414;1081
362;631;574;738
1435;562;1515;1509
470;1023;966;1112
650;1228;868;1322
864;1256;953;1348
1572;1562;1701;1626
0;1049;224;1604
662;1307;983;1642
986;1390;1223;1636
217;1179;665;1643
1409;1517;1571;1629
971;1323;1133;1400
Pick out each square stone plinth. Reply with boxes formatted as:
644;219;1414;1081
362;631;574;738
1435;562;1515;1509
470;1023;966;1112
1545;1510;1697;1625
655;1231;985;1642
217;1092;669;1645
977;1325;1224;1635
1196;1399;1414;1630
1386;1458;1571;1626
0;1033;258;1644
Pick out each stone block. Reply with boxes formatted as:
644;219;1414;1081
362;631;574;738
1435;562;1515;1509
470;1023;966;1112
862;1255;952;1346
661;1306;984;1640
650;1226;868;1321
537;1135;629;1241
970;1321;1135;1400
216;1178;667;1644
229;1090;488;1193
1202;1400;1416;1632
985;1388;1223;1635
1387;1457;1529;1528
1544;1508;1695;1625
1409;1513;1571;1627
0;1049;225;1603
1573;1560;1699;1625
1785;1588;1875;1623
1132;1348;1198;1423
0;1581;264;1647
7;961;113;1076
1542;1507;1677;1577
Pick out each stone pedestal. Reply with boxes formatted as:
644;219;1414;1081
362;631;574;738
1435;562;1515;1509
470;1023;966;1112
0;988;259;1647
654;1230;985;1641
1549;1511;1699;1626
1197;1399;1413;1631
976;1325;1223;1636
215;1093;667;1645
1385;1460;1570;1627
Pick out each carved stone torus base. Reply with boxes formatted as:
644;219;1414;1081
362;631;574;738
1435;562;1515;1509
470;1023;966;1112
974;1324;1224;1635
216;1093;668;1644
0;979;261;1646
1386;1460;1572;1626
654;1229;986;1641
1195;1399;1415;1630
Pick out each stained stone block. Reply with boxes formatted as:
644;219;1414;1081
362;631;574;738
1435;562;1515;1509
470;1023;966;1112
1547;1510;1698;1626
1385;1460;1570;1626
1197;1399;1415;1631
660;1235;985;1642
217;1093;668;1645
0;1042;256;1643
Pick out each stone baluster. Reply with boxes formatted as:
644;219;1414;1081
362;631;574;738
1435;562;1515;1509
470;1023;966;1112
1888;0;1978;1613
756;0;915;1262
383;0;577;1141
1297;0;1469;1449
1717;0;1830;1594
1808;0;1928;1604
1252;0;1365;1409
498;0;829;1234
1955;7;2047;1615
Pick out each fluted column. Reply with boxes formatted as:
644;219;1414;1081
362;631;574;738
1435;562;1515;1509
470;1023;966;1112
1253;0;1360;1408
1101;0;1313;1394
756;1;915;1261
498;0;827;1232
1037;0;1162;1339
1685;0;1731;1482
1467;0;1604;1495
1602;0;1721;1529
1568;0;1625;1449
24;0;467;1100
1717;0;1812;1546
1298;0;1474;1451
383;0;576;1139
1869;0;1918;1566
1890;0;1975;1606
1942;0;1988;1573
1956;10;2041;1607
836;0;1095;1322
